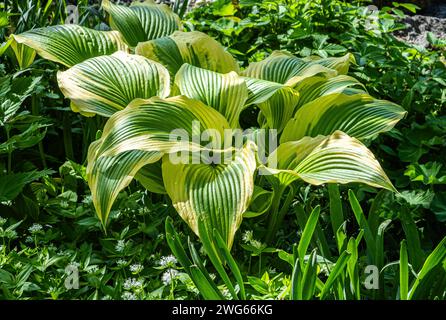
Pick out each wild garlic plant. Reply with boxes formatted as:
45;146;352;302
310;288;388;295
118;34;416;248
11;0;406;251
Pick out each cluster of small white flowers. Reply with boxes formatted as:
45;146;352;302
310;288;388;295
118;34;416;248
129;263;143;273
69;261;80;268
115;240;125;252
123;278;144;290
25;236;34;243
28;223;43;234
222;288;232;300
116;259;127;267
87;265;99;274
121;291;137;300
0;217;6;226
156;233;165;240
158;255;177;267
250;239;263;250
242;230;253;243
161;268;179;285
242;230;264;249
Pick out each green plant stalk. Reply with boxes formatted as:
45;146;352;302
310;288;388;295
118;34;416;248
62;112;74;161
5;126;12;173
31;94;47;168
264;184;288;244
328;184;344;240
399;240;409;300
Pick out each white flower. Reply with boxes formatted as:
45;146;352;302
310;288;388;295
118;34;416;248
25;236;34;243
158;255;177;267
242;230;253;243
242;230;264;249
123;278;144;290
251;239;263;250
117;259;127;267
129;263;143;273
87;265;99;274
121;291;137;300
28;223;43;233
115;240;125;252
161;269;179;285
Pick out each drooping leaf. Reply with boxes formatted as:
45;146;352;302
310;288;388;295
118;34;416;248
175;64;248;127
242;51;350;85
281;93;407;143
162;142;257;249
9;40;36;69
102;0;181;47
136;31;240;78
265;131;396;192
87;96;231;225
57;51;170;117
12;25;128;67
293;75;366;109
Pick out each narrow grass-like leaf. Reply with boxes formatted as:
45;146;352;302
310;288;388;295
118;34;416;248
348;190;376;263
298;205;321;265
320;250;351;299
213;229;246;299
400;239;409;300
409;236;446;299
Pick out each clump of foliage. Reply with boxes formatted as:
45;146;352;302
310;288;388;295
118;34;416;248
0;0;445;300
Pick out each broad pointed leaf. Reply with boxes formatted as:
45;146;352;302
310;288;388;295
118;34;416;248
242;51;341;85
12;25;128;67
57;51;170;117
281;93;407;143
265;131;396;191
102;0;181;47
175;64;248;127
87;96;231;224
136;31;240;78
162;142;257;249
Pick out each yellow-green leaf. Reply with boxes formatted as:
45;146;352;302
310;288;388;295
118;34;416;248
102;0;181;47
12;25;128;67
57;51;170;117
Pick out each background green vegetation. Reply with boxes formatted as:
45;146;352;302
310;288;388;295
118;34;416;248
0;0;445;300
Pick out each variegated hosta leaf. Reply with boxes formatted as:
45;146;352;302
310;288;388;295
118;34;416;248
281;93;407;143
12;25;128;67
87;95;231;224
136;31;240;78
243;77;300;132
9;39;36;69
256;87;300;133
242;51;350;85
57;51;170;117
265;131;396;191
162;141;257;249
135;162;166;194
293;75;366;109
87;146;163;225
102;0;181;47
243;77;286;106
175;64;248;127
303;53;355;75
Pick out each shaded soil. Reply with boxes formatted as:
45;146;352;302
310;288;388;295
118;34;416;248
395;14;446;47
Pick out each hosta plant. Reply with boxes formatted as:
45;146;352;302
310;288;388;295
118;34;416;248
12;1;407;254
